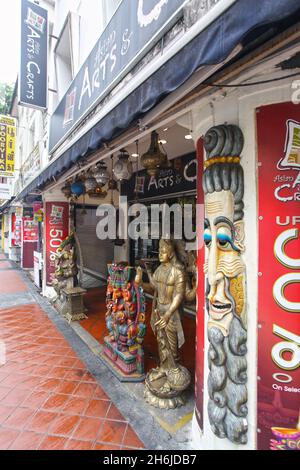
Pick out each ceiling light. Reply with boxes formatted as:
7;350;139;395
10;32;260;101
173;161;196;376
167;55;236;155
163;127;168;132
185;133;193;140
159;139;167;145
131;140;140;158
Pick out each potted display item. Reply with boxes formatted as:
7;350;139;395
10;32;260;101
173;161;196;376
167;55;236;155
103;263;146;382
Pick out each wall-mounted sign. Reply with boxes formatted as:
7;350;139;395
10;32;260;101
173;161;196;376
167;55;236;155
45;202;69;286
0;115;16;177
21;143;41;184
19;0;48;110
0;183;12;200
49;0;185;152
12;213;22;247
23;218;38;242
122;152;197;201
257;102;300;451
22;206;38;242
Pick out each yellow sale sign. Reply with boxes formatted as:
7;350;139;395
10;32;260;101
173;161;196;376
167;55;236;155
0;114;16;177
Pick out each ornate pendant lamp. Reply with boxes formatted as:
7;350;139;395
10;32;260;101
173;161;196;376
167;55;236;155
70;180;85;198
93;162;109;187
84;173;98;194
141;130;168;177
113;149;133;181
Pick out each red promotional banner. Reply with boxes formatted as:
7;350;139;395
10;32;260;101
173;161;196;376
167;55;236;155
22;217;38;242
195;138;205;430
45;202;69;286
257;102;300;451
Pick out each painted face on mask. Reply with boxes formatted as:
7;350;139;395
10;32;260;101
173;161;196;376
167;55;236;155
204;190;246;336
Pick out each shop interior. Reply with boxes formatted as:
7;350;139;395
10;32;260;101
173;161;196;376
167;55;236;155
67;121;198;384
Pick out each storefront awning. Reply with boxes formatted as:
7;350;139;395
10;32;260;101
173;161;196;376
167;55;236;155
17;0;300;201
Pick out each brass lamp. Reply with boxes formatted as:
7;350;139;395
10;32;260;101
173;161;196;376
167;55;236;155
141;130;168;177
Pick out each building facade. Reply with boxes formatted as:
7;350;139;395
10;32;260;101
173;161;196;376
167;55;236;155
1;0;300;451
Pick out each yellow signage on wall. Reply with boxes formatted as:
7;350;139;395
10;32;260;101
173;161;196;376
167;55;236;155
0;115;16;177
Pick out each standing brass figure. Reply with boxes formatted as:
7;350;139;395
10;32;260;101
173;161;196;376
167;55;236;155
135;239;193;409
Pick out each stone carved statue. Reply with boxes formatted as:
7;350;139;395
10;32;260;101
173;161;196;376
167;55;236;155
135;239;195;409
202;124;248;444
52;233;78;297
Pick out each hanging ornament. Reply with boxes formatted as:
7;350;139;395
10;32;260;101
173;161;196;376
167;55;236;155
109;155;117;207
84;173;98;194
71;181;85;198
134;140;140;203
93;162;109;187
61;182;72;198
113;149;133;181
141;130;168;177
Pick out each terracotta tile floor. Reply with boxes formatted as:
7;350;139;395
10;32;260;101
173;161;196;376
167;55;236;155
0;270;27;294
0;260;144;451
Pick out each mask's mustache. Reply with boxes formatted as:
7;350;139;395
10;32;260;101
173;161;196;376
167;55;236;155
203;259;244;278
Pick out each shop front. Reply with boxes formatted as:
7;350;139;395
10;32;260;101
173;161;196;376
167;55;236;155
13;0;300;450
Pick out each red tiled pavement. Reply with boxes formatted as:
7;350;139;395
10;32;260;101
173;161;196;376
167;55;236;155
0;261;145;451
0;270;27;294
0;261;13;269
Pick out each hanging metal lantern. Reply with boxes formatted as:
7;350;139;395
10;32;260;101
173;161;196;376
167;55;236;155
93;162;109;187
71;181;85;197
141;130;168;177
84;174;97;194
61;182;72;198
108;177;118;191
113;149;133;181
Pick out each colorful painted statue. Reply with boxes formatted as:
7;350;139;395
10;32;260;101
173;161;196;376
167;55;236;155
104;264;146;379
135;239;194;409
203;124;248;444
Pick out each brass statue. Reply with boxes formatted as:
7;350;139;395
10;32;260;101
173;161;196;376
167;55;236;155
135;239;195;409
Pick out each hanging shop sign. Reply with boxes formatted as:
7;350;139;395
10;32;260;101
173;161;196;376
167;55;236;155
19;0;48;109
257;102;300;451
33;202;43;223
45;202;69;286
21;143;41;185
13;213;22;247
0;184;12;200
122;152;197;201
49;0;185;152
0;115;16;178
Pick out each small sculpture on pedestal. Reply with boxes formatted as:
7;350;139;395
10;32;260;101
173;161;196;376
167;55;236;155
102;263;146;381
135;239;196;409
52;232;87;323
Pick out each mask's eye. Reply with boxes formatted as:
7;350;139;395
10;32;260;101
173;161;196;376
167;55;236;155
204;231;212;248
217;234;233;251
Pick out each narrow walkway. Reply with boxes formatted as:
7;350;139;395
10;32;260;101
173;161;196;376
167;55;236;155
0;253;144;450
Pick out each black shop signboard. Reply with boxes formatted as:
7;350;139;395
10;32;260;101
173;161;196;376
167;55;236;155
122;152;197;201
